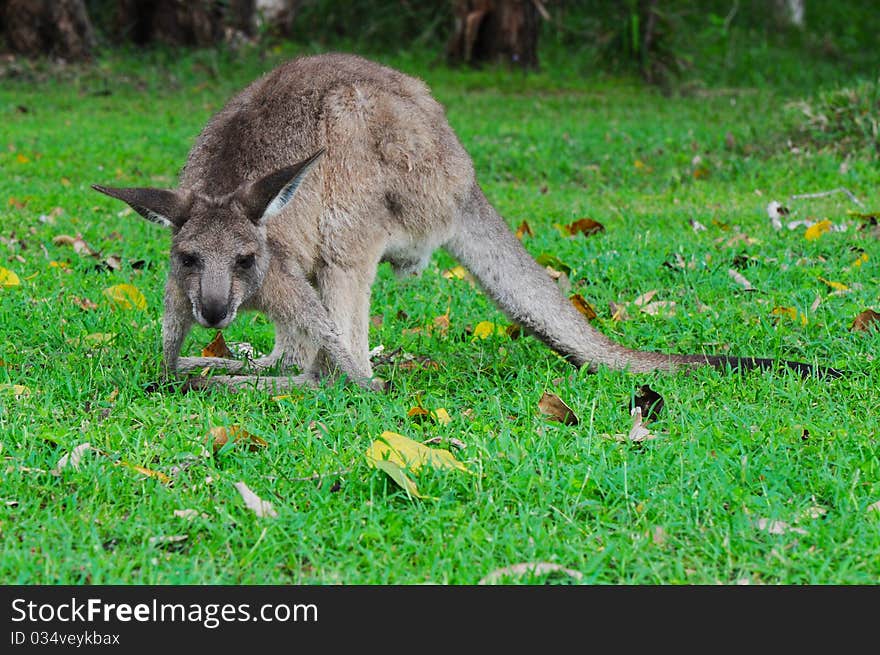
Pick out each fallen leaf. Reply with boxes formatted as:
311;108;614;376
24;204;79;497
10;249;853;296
570;294;597;320
103;284;146;310
632;290;658;307
0;267;21;287
0;384;30;398
805;220;833;241
52;233;99;258
538;391;579;426
609;300;630;321
867;500;880;513
728;269;754;290
767;201;790;230
174;509;205;520
690;219;707;233
433;408;452;425
514;220;533;240
117;460;171;484
564;218;605;237
233;481;278;518
372;459;428;499
441;265;474;284
852;252;869;268
423;436;466;449
650;526;668;546
755;518;807;535
632;385;664;422
71;296;98;311
472;321;505;340
627;407;654;442
208;425;267;453
851;309;880;332
432;312;450;335
640;300;676;316
479;562;583;585
53;442;91;474
535;253;572;276
365;431;470;474
201;331;233;358
817;277;849;292
771;306;808;325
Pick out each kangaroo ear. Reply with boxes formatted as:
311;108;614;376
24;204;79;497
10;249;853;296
91;184;190;229
238;149;324;225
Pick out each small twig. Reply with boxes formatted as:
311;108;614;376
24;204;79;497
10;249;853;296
790;187;865;208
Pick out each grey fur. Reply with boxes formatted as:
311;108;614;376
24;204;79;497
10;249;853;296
92;53;835;391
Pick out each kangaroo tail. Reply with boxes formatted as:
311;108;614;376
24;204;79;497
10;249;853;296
444;184;839;379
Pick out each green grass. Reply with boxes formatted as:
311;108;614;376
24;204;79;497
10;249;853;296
1;42;878;584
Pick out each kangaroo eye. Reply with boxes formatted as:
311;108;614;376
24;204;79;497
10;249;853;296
180;253;199;268
237;254;256;270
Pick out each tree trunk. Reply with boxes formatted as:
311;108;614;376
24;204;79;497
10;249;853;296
115;0;255;46
3;0;95;60
447;0;541;70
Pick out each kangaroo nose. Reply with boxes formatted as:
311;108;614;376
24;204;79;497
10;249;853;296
202;302;228;327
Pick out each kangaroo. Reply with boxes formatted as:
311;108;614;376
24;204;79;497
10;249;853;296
92;53;838;391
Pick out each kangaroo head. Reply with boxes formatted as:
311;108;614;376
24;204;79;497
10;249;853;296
92;150;323;329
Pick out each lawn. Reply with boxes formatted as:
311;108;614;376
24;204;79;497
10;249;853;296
1;40;878;584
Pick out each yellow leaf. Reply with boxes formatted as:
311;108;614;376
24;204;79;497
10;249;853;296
473;321;505;340
16;153;30;164
817;277;849;292
118;460;171;484
207;425;267;453
0;267;20;287
570;294;597;320
432;408;452;425
103;283;146;310
372;459;430;499
442;265;468;280
49;261;70;269
804;220;833;241
853;252;869;267
1;384;31;398
771;306;807;325
366;431;470;474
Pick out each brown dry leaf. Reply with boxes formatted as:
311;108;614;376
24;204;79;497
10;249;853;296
423;436;466;450
370;314;383;328
565;218;605;237
755;518;807;535
514;220;533;240
201;331;233;358
728;269;754;290
433;312;450;335
52;442;91;474
233;481;278;518
207;425;267;453
538;391;579;426
851;309;880;332
570;294;597;320
174;509;207;520
650;526;668;546
632;290;658;307
71;296;98;311
479;562;583;585
52;233;99;258
407;406;431;423
690;219;707;233
627;407;654;442
640;300;676;317
609;300;630;322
